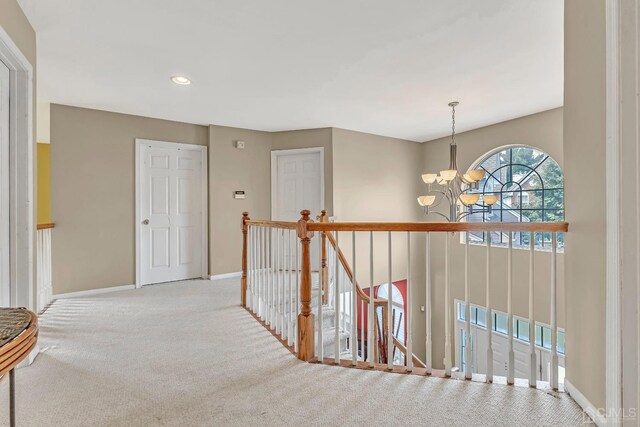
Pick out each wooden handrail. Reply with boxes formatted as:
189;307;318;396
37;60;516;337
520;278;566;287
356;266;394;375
245;220;297;229
37;223;55;230
308;221;569;233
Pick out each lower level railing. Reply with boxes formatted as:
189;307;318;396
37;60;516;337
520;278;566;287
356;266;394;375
36;223;55;313
241;211;568;391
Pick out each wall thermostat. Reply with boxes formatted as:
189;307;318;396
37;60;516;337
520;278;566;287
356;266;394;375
234;191;246;200
235;140;245;150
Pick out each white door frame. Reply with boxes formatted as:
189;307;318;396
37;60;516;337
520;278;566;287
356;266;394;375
270;147;325;220
135;139;208;288
0;25;34;311
605;0;623;423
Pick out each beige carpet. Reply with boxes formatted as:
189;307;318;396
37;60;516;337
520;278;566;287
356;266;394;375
0;278;589;426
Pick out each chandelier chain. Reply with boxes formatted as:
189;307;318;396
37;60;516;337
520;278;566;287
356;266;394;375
451;103;456;145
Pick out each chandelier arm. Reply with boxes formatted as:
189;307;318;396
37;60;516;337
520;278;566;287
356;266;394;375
457;208;491;222
429;211;451;222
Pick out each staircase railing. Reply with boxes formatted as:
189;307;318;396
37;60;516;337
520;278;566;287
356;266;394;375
241;210;569;391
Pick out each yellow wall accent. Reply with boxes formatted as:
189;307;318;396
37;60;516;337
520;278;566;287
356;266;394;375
37;143;51;224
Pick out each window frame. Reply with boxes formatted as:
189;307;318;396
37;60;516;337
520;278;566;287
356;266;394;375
464;144;564;252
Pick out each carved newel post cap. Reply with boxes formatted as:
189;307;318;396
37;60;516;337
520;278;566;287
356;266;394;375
241;211;250;229
300;210;311;220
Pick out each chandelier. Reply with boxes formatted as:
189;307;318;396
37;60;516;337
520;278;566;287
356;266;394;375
417;101;499;222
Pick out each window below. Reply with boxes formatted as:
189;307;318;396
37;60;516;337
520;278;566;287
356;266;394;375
458;302;565;354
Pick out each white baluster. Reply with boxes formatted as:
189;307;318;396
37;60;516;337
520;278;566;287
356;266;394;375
258;227;265;320
387;231;393;370
287;229;293;345
252;226;256;312
352;231;358;366
529;231;536;387
406;232;413;372
274;228;278;330
507;231;515;385
295;229;300;353
550;232;558;390
369;231;375;367
425;232;432;375
270;228;275;327
464;231;471;380
486;231;493;383
278;229;284;336
444;232;452;376
342;268;346;332
318;233;324;361
360;298;364;362
249;226;253;311
259;227;263;319
262;227;267;322
334;232;340;364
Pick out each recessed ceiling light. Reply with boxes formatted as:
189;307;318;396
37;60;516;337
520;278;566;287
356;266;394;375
171;75;192;85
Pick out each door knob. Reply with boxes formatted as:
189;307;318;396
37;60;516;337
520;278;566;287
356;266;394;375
142;219;150;225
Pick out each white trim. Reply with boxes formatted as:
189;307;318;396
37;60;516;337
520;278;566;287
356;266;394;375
0;24;35;312
270;147;325;219
135;139;208;288
53;284;136;300
605;0;623;423
565;379;606;427
209;271;242;280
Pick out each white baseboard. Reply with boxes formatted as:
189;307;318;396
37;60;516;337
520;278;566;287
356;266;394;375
52;284;136;300
209;271;242;280
565;378;606;426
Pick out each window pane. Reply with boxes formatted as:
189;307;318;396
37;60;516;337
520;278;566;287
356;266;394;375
558;330;565;354
466;145;564;250
535;325;542;346
495;313;508;335
458;303;465;321
471;307;478;325
542;326;552;349
477;307;487;327
518;319;530;342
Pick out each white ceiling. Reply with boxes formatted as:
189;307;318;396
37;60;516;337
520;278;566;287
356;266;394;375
18;0;563;142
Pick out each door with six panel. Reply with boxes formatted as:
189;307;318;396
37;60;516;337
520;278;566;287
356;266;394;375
138;141;205;285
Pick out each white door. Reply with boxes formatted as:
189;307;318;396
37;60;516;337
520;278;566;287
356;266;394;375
273;150;323;221
272;149;323;269
137;140;206;286
0;60;9;306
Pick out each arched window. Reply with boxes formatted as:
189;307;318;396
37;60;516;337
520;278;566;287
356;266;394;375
466;145;564;251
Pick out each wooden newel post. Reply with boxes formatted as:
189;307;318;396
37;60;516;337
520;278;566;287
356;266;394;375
320;210;328;305
297;210;315;361
241;212;250;308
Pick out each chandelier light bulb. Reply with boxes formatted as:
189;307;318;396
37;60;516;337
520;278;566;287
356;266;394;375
483;194;499;205
440;169;457;181
459;193;480;206
422;173;438;184
468;169;486;182
463;173;476;184
417;195;436;207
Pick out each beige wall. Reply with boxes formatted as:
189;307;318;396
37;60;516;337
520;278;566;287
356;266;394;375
420;108;565;365
0;0;36;65
564;0;606;410
50;105;208;294
208;125;272;276
332;127;423;282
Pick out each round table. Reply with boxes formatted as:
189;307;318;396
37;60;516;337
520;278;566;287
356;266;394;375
0;308;38;427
